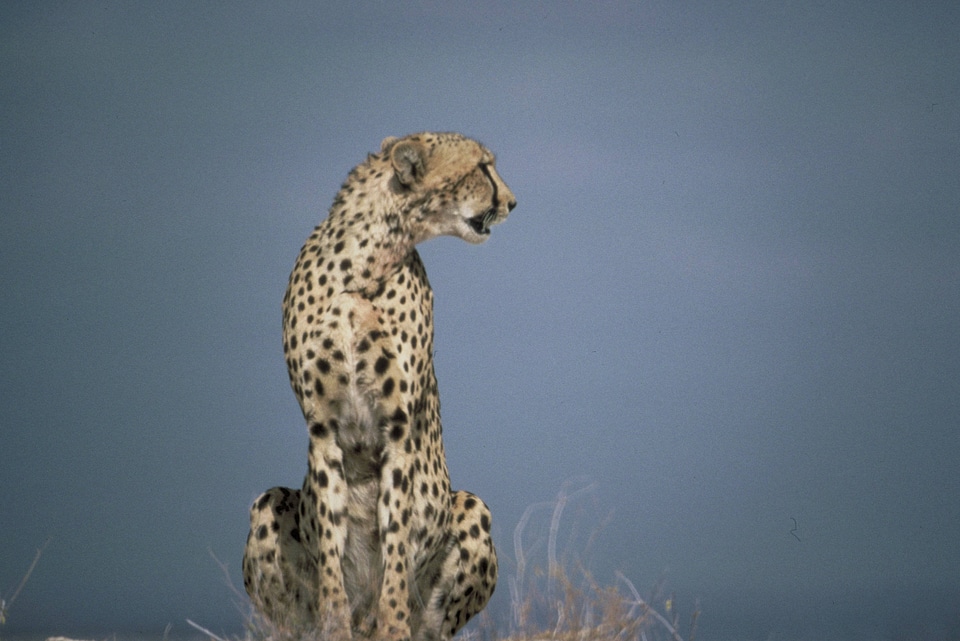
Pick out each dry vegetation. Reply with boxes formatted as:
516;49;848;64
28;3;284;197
480;481;698;641
1;537;50;629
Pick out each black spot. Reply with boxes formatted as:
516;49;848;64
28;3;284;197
310;422;328;438
333;241;345;254
375;356;389;374
392;468;403;488
316;469;329;488
389;423;404;441
382;377;395;397
340;259;352;271
318;359;331;374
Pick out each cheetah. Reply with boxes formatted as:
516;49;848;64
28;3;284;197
243;132;516;641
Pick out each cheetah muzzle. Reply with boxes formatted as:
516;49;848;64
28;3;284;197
243;132;516;641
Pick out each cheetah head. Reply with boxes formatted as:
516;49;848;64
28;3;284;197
384;133;517;245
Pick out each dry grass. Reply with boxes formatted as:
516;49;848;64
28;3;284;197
1;537;51;628
471;481;699;641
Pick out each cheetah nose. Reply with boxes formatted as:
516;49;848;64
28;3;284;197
507;199;517;212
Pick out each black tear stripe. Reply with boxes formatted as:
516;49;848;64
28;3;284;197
478;163;498;210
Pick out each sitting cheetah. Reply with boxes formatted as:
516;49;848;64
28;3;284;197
243;132;516;641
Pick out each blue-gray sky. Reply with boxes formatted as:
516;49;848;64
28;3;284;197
2;3;959;640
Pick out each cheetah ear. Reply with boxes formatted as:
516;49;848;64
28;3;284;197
390;140;428;187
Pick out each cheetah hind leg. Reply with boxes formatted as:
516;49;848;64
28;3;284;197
417;491;498;641
243;487;319;635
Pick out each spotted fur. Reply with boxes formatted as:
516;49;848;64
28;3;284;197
243;132;515;641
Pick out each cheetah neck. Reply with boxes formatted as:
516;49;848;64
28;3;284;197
309;164;422;298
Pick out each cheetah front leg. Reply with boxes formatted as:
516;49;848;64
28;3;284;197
301;418;354;639
374;379;418;641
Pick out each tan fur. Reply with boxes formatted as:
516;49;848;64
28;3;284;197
243;132;515;641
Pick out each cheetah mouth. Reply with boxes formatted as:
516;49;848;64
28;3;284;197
468;208;497;235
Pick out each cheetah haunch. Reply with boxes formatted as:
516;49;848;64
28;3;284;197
244;133;516;641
